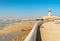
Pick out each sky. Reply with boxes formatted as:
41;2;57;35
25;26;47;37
0;0;60;18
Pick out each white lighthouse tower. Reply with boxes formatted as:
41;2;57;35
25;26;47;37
48;9;52;17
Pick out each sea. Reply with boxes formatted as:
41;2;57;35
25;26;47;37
0;20;21;30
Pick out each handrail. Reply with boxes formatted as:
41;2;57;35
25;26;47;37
24;21;43;41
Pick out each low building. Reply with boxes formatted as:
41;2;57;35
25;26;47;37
36;9;60;21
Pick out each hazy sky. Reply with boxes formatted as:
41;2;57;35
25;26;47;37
0;0;60;18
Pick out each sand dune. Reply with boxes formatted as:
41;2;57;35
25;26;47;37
0;21;35;41
0;21;35;34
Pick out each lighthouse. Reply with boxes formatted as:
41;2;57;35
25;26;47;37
48;9;52;17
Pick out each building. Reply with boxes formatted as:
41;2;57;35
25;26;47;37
36;9;60;21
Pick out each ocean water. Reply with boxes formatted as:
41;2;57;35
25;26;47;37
0;20;21;24
0;20;21;30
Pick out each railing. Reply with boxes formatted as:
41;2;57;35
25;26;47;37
24;21;45;41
